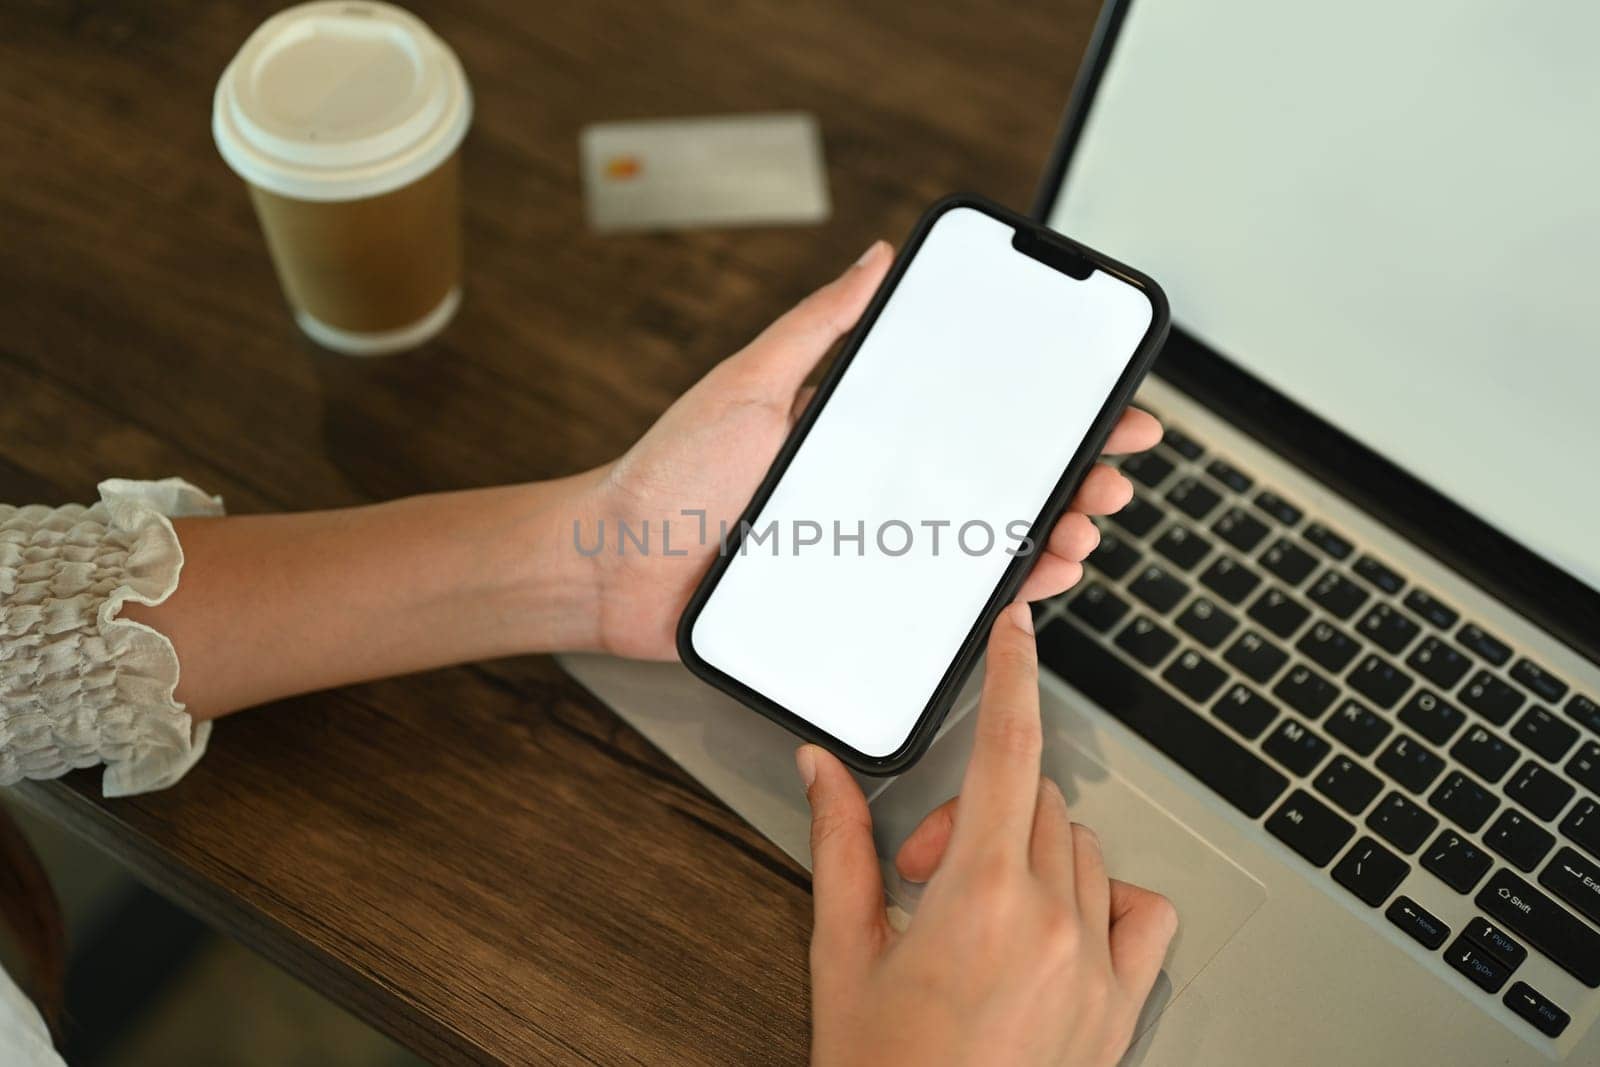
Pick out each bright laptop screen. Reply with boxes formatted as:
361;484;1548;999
1048;0;1600;592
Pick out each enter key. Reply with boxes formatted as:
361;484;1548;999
1541;846;1600;926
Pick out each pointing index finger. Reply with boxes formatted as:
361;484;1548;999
951;602;1045;855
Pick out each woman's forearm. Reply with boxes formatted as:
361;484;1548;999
122;474;604;721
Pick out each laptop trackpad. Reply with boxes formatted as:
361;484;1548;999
869;702;1267;1024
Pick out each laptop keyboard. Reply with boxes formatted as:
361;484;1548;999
1036;418;1599;1041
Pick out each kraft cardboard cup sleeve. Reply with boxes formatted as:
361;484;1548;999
214;1;472;355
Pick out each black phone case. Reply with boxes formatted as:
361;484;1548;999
676;193;1171;776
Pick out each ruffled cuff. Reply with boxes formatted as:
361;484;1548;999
0;477;225;797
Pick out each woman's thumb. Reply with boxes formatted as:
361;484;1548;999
731;241;891;399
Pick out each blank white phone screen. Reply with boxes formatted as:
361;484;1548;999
691;207;1154;758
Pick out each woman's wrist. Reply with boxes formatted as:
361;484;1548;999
492;469;612;657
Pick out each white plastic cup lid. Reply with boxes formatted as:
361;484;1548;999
213;1;472;202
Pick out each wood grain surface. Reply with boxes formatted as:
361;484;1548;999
0;1;1098;1062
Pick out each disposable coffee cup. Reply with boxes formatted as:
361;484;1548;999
213;2;472;356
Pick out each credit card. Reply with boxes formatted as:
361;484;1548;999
579;112;831;232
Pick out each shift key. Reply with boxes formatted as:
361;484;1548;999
1477;869;1600;987
1540;847;1600;926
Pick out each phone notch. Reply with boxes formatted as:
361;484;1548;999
1011;226;1095;280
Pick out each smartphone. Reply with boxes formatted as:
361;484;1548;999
677;195;1170;775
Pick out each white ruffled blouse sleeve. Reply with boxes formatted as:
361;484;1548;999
0;478;224;797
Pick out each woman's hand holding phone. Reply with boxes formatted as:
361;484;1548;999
588;240;1162;662
593;235;1174;1059
800;603;1179;1067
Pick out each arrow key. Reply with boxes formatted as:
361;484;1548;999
1385;894;1450;949
1446;934;1514;993
1462;916;1526;970
1502;981;1570;1038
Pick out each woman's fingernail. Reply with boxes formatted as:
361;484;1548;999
796;745;819;789
1010;601;1035;635
854;240;883;268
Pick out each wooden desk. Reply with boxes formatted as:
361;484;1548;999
0;2;1097;1061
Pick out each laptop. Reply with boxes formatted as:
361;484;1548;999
561;0;1600;1060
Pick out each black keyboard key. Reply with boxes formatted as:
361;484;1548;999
1428;771;1498;833
1567;694;1600;736
1263;718;1331;776
1108;494;1165;538
1422;830;1492;893
1352;554;1404;595
1174;597;1238;649
1121;451;1174;488
1315;755;1383;815
1247;587;1311;639
1261;537;1318;587
1162;648;1228;703
1511;706;1579;763
1484;809;1555;872
1510;658;1568;705
1540;846;1600;927
1266;789;1353;866
1161;426;1203;460
1086;530;1141;580
1406;637;1470;690
1114;615;1179;668
1397;690;1465;746
1461;670;1525;726
1366;791;1438;854
1332;836;1409;907
1403;588;1459;630
1212;506;1269;553
1375;734;1445;794
1150;524;1212;571
1357;603;1421;656
1464;916;1528;970
1506;761;1575;822
1561;798;1600;862
1213;682;1279;740
1272;664;1339;720
1457;622;1512;667
1253;490;1303;527
1295;621;1360;674
1198;555;1262;606
1127;564;1189;614
1206;458;1252;494
1446;934;1514;994
1038;619;1289;817
1349;654;1414;710
1326;700;1391;756
1503;982;1570;1039
1300;522;1353;561
1387;895;1450;949
1307;569;1370;621
1166;476;1222;521
1067;581;1131;633
1569;742;1600;793
1451;725;1521;784
1477;869;1600;987
1223;630;1288;683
